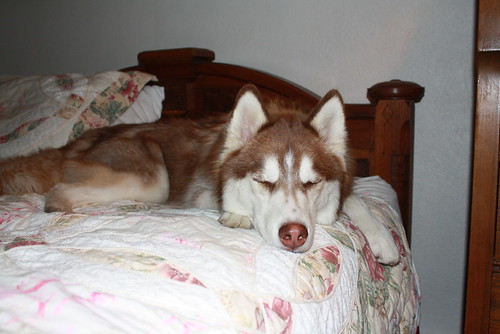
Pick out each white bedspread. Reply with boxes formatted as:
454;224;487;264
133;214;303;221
0;177;420;333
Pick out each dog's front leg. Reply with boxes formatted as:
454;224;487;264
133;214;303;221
219;212;253;229
342;194;400;265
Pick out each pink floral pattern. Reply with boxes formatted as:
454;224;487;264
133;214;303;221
54;74;74;90
0;74;76;144
66;249;207;288
0;117;49;144
220;291;293;333
0;71;155;160
162;263;206;287
3;235;46;251
294;245;341;301
69;71;153;140
0;194;419;333
262;298;293;334
331;196;420;333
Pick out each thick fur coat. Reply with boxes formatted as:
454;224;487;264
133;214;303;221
0;85;399;263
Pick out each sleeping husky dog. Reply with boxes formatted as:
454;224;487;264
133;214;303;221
0;85;399;264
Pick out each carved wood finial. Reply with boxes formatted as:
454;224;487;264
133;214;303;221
367;80;425;104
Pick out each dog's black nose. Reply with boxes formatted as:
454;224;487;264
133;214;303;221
279;223;308;251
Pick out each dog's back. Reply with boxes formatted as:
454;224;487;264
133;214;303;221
0;117;227;212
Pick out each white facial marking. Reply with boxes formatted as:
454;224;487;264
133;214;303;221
299;155;318;184
284;150;294;184
315;180;341;226
259;156;280;183
223;158;342;252
223;178;254;219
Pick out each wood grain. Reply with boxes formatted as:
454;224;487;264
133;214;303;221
464;0;500;329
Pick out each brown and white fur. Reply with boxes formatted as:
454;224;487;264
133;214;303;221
0;85;399;264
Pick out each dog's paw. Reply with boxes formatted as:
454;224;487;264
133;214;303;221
342;194;400;266
365;228;400;266
219;212;252;229
44;184;74;213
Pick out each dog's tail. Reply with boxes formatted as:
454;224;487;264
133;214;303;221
0;149;64;195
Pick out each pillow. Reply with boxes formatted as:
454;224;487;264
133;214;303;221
112;85;164;126
0;71;161;159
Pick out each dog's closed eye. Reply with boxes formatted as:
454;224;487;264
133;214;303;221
252;177;276;191
302;178;322;189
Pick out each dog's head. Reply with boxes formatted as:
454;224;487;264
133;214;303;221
219;85;352;252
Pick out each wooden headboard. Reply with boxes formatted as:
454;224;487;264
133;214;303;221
124;48;424;242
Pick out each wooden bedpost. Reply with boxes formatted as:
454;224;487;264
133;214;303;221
129;48;216;114
367;80;424;243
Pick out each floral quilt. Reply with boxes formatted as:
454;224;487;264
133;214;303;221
0;71;155;159
0;178;420;333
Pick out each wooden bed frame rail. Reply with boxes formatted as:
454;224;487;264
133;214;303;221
124;48;424;242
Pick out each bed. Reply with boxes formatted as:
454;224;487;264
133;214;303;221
0;48;424;333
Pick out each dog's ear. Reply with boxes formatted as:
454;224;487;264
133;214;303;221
309;90;347;163
222;84;268;158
